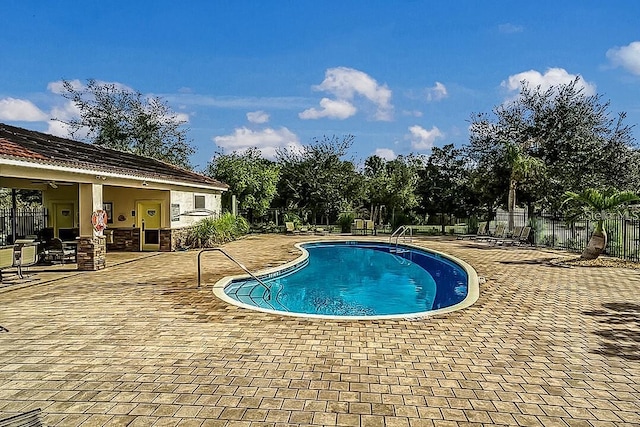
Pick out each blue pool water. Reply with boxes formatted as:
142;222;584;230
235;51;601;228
223;242;470;317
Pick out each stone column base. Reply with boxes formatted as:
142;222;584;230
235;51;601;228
77;236;107;271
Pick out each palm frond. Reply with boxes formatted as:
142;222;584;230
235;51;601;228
562;188;639;215
603;191;640;210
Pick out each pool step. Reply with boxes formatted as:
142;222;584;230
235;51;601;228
389;248;410;254
226;280;289;311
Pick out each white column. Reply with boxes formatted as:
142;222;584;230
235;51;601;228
78;183;103;237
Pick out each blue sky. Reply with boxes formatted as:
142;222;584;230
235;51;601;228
1;1;639;169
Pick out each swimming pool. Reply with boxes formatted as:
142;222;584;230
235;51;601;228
213;241;479;320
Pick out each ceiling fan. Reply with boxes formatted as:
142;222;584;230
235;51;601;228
30;180;74;189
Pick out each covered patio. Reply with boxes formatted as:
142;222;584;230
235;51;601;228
1;123;227;272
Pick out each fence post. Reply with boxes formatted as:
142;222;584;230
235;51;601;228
11;189;18;244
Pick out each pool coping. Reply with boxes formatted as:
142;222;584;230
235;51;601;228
212;239;479;320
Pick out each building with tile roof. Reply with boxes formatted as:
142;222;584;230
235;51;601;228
1;123;229;270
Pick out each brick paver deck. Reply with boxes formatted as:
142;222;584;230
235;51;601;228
0;235;638;426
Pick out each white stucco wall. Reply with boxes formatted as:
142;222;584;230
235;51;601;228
170;190;223;228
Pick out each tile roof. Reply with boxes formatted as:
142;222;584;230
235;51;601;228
0;123;228;189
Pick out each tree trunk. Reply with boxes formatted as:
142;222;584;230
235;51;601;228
508;179;516;233
581;229;607;260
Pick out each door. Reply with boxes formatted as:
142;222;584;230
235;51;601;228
137;202;162;251
53;203;74;238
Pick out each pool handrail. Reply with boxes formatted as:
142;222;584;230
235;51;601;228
389;226;413;251
198;248;288;311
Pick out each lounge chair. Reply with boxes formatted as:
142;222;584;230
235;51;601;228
493;225;522;246
496;226;531;246
285;222;299;234
514;226;532;246
457;222;487;240
477;223;505;242
314;227;328;236
488;226;523;245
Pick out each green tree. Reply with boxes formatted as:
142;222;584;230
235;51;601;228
275;135;364;225
532;81;638;199
417;145;476;232
562;188;639;260
0;188;42;209
468;77;638;215
364;154;422;226
205;148;280;220
57;79;195;169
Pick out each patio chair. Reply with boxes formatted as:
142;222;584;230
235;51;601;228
351;219;365;235
15;243;39;279
457;222;487;240
42;238;75;264
0;246;16;283
363;220;376;235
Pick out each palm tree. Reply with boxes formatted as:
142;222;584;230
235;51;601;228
506;143;545;232
563;188;640;260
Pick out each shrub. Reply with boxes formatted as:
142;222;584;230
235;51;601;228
185;213;249;248
337;212;355;233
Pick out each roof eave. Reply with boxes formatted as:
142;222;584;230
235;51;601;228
0;157;229;192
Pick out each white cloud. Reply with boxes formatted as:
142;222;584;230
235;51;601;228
173;112;190;123
425;82;448;102
213;126;302;160
301;67;393;121
299;97;357;120
166;93;310;110
247;110;270;124
406;125;443;151
0;98;48;121
47;79;136;96
46;120;73;138
606;41;640;75
373;148;396;161
502;68;596;96
47;79;83;95
45;101;88;139
498;23;523;34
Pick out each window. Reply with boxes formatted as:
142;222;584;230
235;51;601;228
194;195;206;209
102;202;113;224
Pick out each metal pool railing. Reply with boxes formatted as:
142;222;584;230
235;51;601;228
197;248;289;311
389;226;413;252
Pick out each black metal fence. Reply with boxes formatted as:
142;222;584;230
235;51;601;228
530;214;640;262
488;211;640;262
0;207;48;246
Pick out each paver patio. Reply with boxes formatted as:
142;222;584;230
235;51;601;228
0;235;638;426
